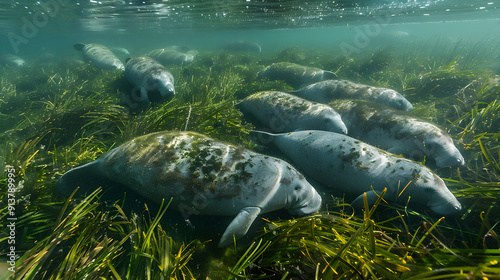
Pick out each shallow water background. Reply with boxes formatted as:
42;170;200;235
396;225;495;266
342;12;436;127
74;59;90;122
1;0;499;57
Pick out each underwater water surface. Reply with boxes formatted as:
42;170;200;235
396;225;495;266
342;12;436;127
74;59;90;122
1;0;500;279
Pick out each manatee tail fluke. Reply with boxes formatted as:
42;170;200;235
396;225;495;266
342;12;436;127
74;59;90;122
57;161;109;197
73;43;86;52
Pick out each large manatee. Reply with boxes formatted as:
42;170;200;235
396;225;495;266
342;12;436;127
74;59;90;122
57;131;321;247
237;91;347;134
258;62;338;88
251;130;461;216
124;56;175;106
330;100;464;167
289;80;413;111
146;48;197;66
74;43;125;70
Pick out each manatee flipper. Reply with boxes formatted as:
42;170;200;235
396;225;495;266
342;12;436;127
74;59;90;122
56;161;111;197
138;87;150;106
74;43;86;52
218;207;261;248
350;190;383;210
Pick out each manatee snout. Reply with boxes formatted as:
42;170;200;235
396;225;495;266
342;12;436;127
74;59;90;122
113;61;125;71
378;89;413;111
325;117;348;134
143;78;175;102
436;154;465;168
429;201;462;216
425;182;462;216
434;146;465;168
159;82;175;99
396;98;413;111
287;185;322;216
427;138;465;168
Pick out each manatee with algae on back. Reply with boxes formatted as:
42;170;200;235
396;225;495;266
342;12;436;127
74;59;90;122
57;131;321;247
330;100;464;167
289;79;413;111
258;62;338;88
237;91;347;134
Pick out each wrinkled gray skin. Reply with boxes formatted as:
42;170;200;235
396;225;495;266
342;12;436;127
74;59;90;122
146;48;197;66
0;54;25;67
289;80;413;111
258;62;338;88
125;56;175;105
330;100;465;167
74;43;124;70
237;91;347;134
251;130;461;216
57;131;321;247
223;40;262;53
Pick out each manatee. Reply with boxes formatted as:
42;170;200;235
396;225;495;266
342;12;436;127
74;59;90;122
289;80;413;111
57;131;321;247
223;40;262;53
74;43;125;70
110;47;130;56
124;56;175;106
330;100;464;167
146;48;197;66
258;62;337;88
237;91;347;134
251;130;461;216
0;54;25;67
163;45;194;53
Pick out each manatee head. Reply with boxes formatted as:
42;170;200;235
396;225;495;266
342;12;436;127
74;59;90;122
112;60;125;71
413;170;462;215
424;135;465;168
322;113;348;134
376;89;413;111
184;52;196;64
159;80;175;100
283;170;322;216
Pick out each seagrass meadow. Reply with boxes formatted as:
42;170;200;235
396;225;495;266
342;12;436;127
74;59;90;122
1;42;500;279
